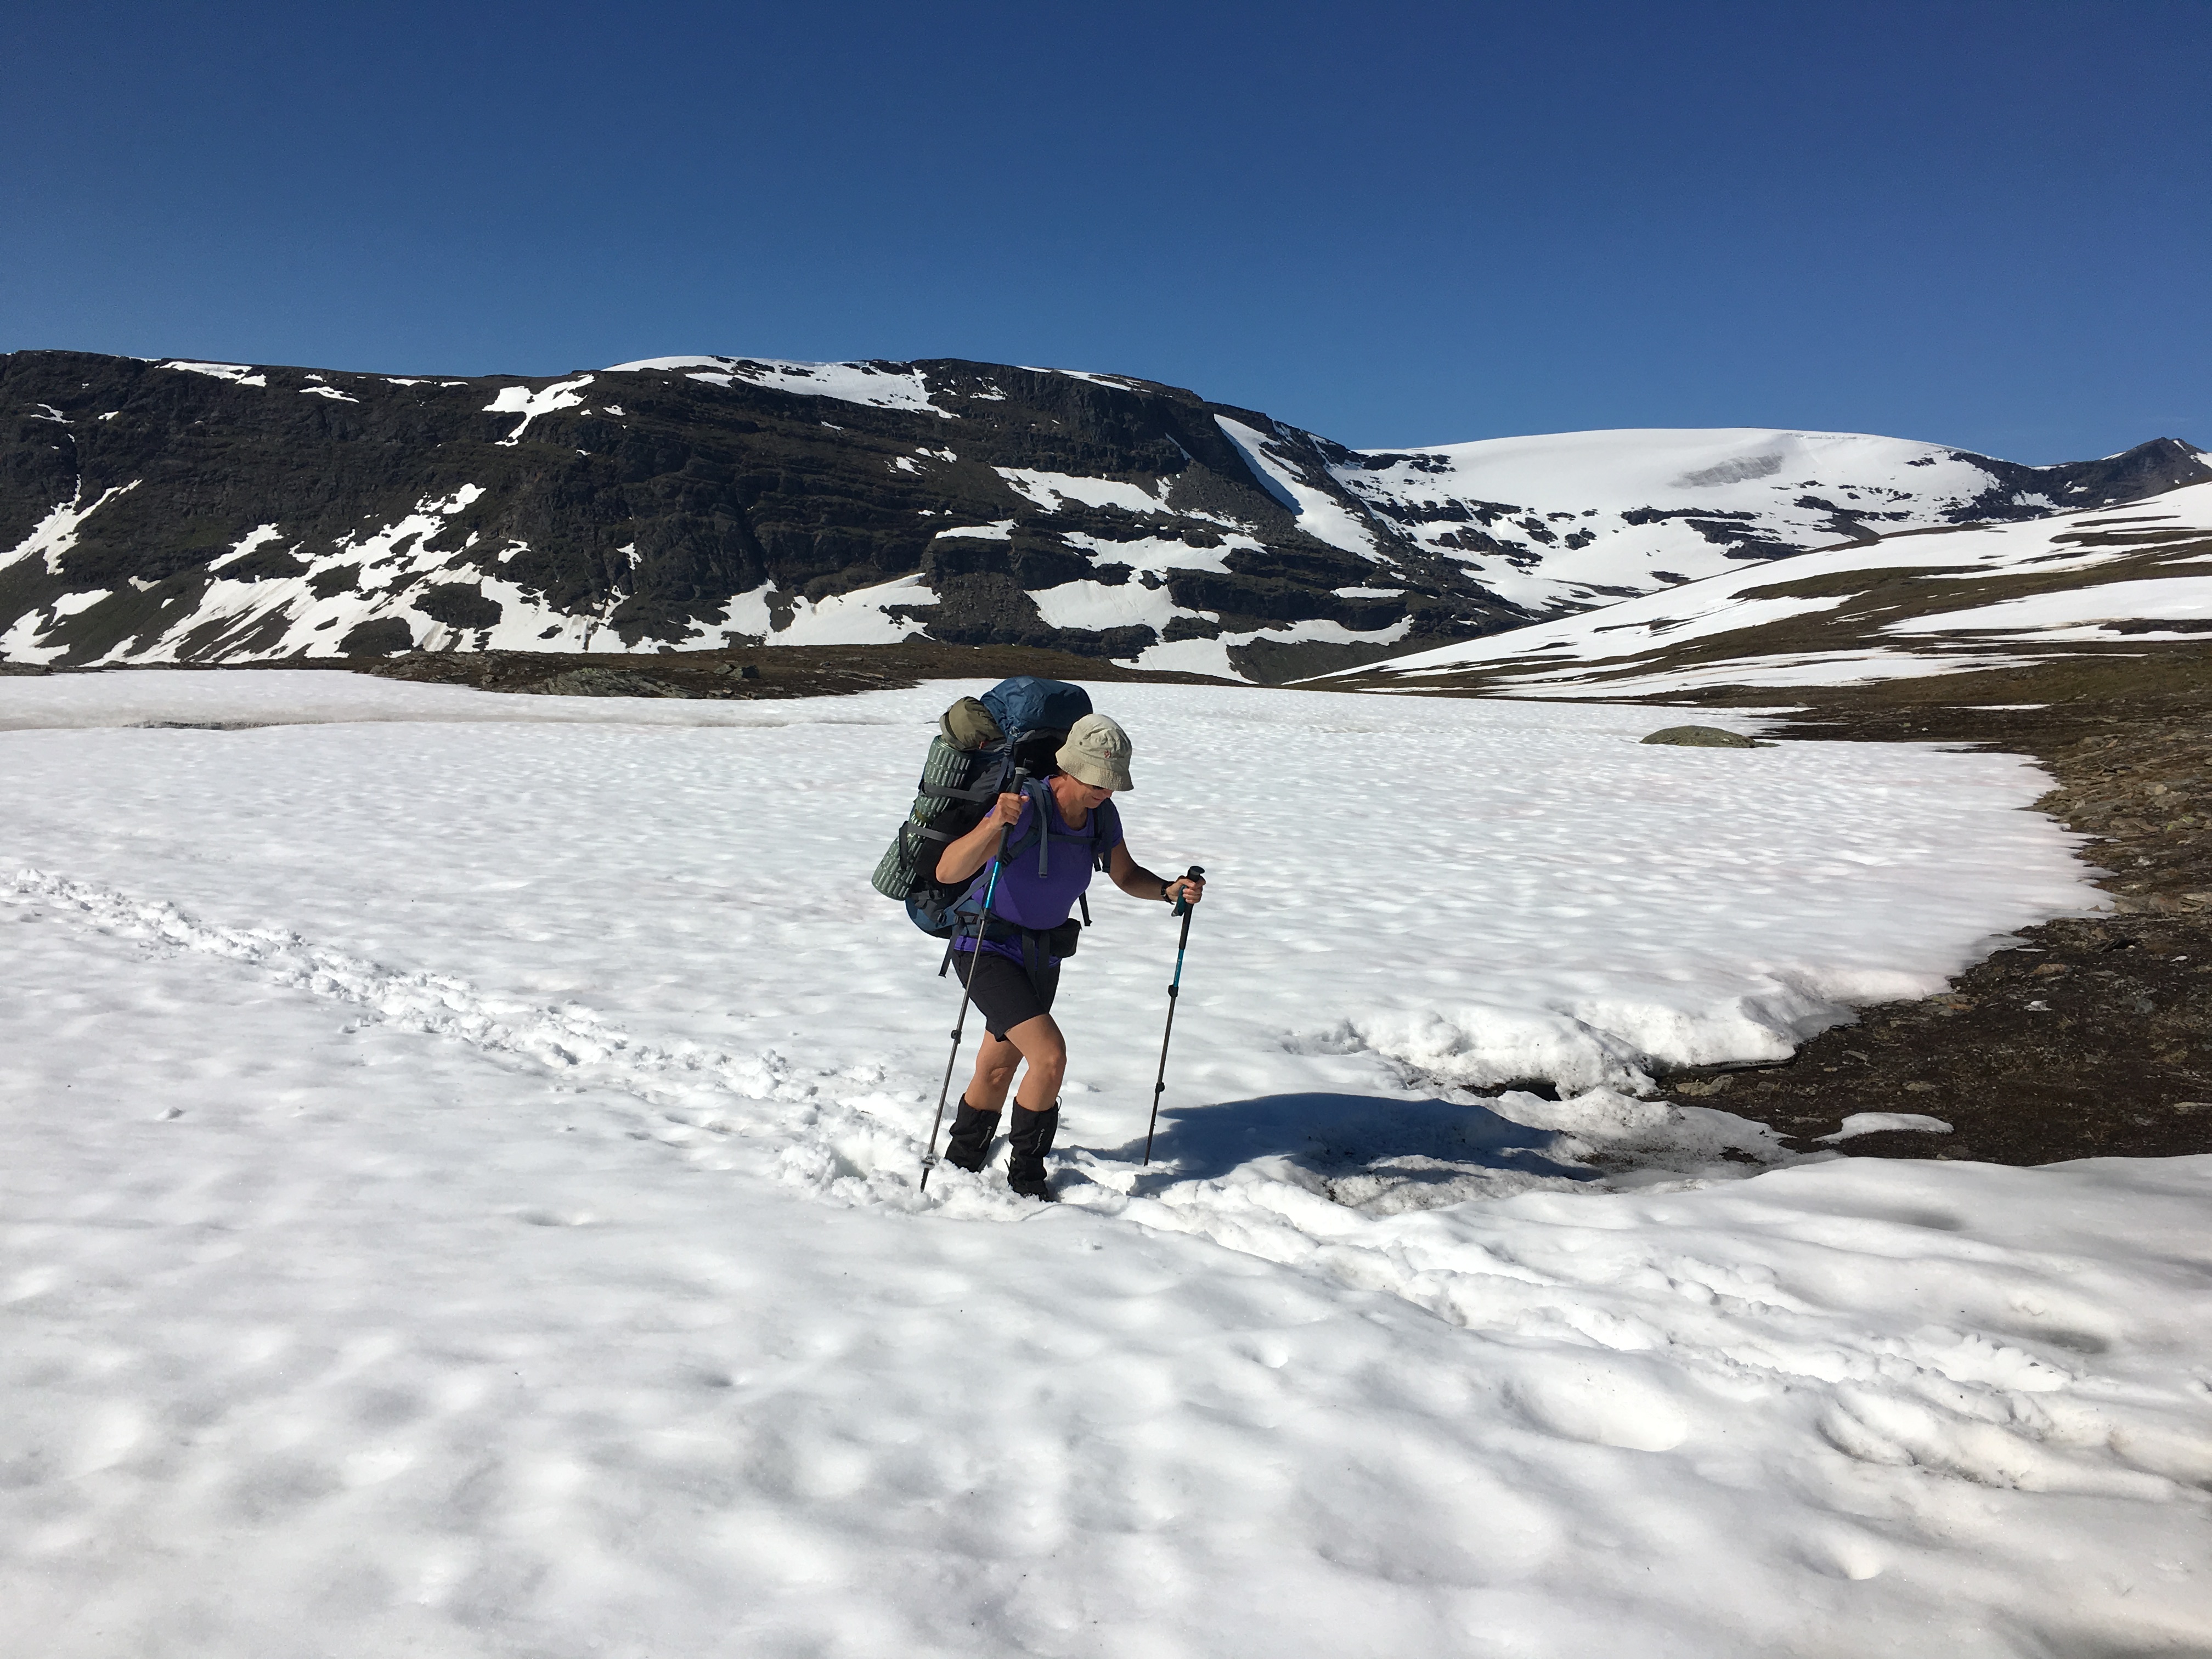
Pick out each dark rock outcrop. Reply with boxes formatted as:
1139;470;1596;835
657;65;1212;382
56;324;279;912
0;352;1531;682
1639;725;1765;748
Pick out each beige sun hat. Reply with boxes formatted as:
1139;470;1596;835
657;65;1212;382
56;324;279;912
1056;712;1135;791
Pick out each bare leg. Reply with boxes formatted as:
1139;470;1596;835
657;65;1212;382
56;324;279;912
998;1013;1066;1111
965;1030;1024;1111
997;1016;1068;1200
964;1017;1066;1110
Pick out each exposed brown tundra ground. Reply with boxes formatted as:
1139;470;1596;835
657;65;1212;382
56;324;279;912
1644;653;2212;1166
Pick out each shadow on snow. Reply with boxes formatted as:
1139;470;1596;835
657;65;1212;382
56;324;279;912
1089;1091;1598;1199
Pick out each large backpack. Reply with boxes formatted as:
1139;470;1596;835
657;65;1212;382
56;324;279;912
872;676;1097;937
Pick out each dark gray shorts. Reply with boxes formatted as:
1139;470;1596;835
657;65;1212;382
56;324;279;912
952;947;1061;1039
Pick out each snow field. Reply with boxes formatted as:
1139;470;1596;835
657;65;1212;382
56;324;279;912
0;666;870;731
5;671;2209;1656
0;676;2094;1116
9;892;2212;1659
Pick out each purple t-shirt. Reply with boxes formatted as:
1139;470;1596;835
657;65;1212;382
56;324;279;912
955;786;1124;964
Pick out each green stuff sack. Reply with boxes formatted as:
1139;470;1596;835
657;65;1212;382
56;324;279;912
868;698;1007;901
938;696;1001;751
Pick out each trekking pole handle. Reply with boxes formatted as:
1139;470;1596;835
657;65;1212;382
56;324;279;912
1171;864;1205;917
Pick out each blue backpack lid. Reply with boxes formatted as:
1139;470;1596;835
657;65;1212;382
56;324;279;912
980;676;1092;744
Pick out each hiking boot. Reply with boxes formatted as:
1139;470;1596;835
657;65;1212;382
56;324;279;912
1006;1103;1060;1201
941;1100;1001;1173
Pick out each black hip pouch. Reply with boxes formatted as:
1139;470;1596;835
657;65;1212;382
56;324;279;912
1045;918;1082;957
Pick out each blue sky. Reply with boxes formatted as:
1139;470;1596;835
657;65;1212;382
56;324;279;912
8;0;2207;461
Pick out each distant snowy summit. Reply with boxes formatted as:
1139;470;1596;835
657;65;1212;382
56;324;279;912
1328;479;2212;699
1;348;2203;681
1335;427;2207;612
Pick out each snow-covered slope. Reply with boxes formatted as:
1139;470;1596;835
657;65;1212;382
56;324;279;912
1329;479;2212;698
1333;426;2209;616
7;673;2210;1657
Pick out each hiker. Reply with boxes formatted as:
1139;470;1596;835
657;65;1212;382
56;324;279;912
932;712;1204;1199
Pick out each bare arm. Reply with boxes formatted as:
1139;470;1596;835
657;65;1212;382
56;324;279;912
934;792;1026;887
1109;840;1204;906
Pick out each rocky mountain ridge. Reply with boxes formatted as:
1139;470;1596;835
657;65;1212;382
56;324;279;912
3;348;2204;681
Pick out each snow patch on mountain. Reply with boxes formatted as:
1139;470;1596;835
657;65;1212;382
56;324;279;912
1;480;141;580
205;524;286;573
996;467;1172;515
484;376;593;444
1058;531;1242;577
1029;366;1152;390
1218;417;1385;558
0;483;146;662
771;574;935;646
1032;577;1192;634
52;486;536;666
160;360;267;387
607;356;955;418
689;574;936;648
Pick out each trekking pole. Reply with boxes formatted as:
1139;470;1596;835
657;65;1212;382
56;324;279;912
1142;865;1205;1166
918;779;1024;1192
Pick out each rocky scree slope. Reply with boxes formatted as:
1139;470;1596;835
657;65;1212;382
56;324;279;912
3;349;2202;683
0;352;1525;684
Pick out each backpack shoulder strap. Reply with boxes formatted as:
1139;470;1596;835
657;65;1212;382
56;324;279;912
1091;799;1121;872
998;777;1053;874
1005;781;1119;879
